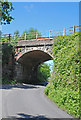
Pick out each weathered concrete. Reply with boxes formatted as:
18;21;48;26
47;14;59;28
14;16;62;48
15;38;54;83
17;38;53;47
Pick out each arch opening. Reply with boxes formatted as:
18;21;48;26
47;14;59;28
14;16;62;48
15;50;53;84
37;60;54;85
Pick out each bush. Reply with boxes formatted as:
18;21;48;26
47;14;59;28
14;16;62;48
37;64;50;83
2;76;17;84
45;32;80;118
44;84;51;95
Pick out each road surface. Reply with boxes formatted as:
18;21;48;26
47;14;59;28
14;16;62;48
1;84;73;119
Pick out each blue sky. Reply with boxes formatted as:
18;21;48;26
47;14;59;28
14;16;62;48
2;2;79;35
8;0;80;2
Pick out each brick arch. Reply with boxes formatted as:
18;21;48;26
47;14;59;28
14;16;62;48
15;50;53;84
17;49;53;62
15;47;53;62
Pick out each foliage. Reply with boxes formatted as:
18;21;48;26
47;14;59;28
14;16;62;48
2;75;17;84
1;28;41;45
2;43;14;64
20;28;41;40
1;34;9;42
20;30;27;40
37;64;50;83
45;85;80;117
27;28;41;39
14;30;19;36
1;34;19;47
2;42;15;84
1;1;14;25
44;32;80;118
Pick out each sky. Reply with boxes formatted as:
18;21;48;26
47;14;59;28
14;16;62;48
8;0;80;2
2;2;79;36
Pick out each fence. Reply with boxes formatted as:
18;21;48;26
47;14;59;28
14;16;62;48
65;25;81;35
1;34;11;43
1;25;81;43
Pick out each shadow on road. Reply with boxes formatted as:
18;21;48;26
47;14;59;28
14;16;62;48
33;82;48;86
2;113;50;120
0;84;39;90
2;112;80;120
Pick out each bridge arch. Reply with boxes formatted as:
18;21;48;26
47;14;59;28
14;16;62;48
15;50;53;84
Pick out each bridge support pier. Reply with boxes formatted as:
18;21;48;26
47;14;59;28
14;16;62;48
15;62;38;84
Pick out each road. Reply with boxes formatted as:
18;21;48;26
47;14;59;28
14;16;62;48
1;84;73;119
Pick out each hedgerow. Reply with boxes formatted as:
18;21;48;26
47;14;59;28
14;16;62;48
44;32;80;118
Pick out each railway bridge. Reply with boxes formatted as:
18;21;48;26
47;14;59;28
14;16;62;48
2;25;80;83
14;37;54;83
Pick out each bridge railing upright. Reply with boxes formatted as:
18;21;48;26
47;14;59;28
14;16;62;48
18;25;81;40
0;34;11;43
1;25;81;44
65;25;81;35
0;33;19;45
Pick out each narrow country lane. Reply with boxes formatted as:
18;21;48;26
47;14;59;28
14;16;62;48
1;84;73;119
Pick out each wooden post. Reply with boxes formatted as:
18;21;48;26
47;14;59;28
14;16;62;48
9;34;11;41
73;26;75;33
36;32;38;40
63;28;66;36
49;30;52;38
14;34;16;40
25;33;26;40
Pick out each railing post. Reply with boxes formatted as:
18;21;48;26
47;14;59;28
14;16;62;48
9;34;11;42
73;26;75;33
63;28;66;36
14;34;16;40
36;32;38;40
25;33;26;40
49;30;52;38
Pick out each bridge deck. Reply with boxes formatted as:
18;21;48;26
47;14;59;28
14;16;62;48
16;38;54;47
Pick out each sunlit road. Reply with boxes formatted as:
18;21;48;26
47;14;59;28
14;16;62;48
1;84;73;119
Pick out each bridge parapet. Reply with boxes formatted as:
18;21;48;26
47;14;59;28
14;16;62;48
14;38;54;61
15;45;53;61
17;38;54;47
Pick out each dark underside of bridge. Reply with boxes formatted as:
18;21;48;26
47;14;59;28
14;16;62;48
16;50;52;84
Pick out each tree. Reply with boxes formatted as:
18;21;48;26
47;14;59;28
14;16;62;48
14;30;19;37
1;1;14;25
28;28;41;39
21;30;27;37
37;63;50;83
21;28;41;40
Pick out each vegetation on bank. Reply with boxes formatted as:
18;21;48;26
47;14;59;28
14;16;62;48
2;78;17;85
44;32;80;118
